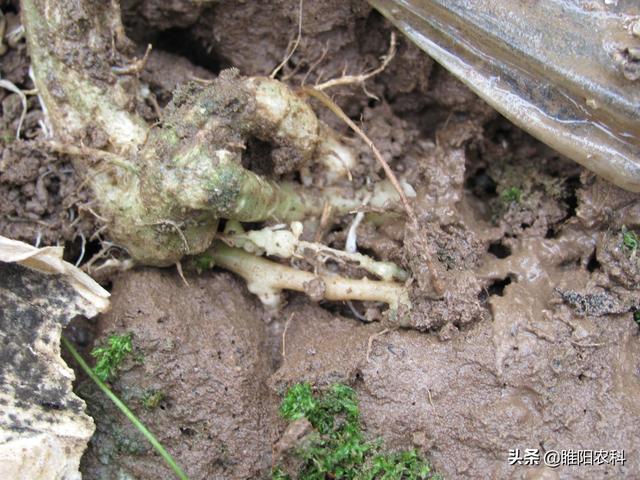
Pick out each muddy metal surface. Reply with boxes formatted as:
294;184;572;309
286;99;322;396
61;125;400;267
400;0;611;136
1;0;640;479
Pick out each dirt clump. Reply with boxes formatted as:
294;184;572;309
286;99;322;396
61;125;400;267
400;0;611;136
0;142;96;247
77;269;279;480
139;49;215;109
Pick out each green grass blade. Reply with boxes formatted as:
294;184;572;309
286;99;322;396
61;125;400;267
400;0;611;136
62;336;189;480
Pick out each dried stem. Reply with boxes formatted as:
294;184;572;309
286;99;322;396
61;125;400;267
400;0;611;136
302;87;418;226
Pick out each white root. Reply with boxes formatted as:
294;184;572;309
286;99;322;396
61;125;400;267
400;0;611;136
315;124;356;182
209;241;410;311
346;193;371;254
345;210;364;254
220;221;408;282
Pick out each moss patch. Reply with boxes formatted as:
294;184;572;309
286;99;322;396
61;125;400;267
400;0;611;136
91;333;133;382
622;227;638;253
501;186;522;204
274;383;441;480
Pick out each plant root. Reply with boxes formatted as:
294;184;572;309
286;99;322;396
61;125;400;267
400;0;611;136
23;0;426;309
111;43;152;76
314;32;397;99
300;35;447;295
208;241;410;311
0;77;36;139
281;313;295;357
220;221;408;282
366;327;392;362
270;0;304;79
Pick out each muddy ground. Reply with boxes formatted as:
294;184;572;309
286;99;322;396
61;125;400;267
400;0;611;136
2;0;640;479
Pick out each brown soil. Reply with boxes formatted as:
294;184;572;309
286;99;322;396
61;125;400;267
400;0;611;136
3;0;640;479
74;270;278;479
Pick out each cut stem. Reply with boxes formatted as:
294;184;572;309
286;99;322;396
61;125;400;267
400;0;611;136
61;336;190;480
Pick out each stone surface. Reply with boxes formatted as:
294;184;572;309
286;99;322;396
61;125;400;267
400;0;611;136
0;236;109;480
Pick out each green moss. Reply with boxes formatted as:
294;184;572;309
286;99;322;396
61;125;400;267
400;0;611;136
280;383;320;422
622;227;638;252
633;310;640;326
363;450;441;480
275;382;440;480
91;333;133;382
141;389;165;410
501;186;522;204
272;467;290;480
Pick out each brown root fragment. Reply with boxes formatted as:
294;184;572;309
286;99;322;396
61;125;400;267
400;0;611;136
111;43;153;76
